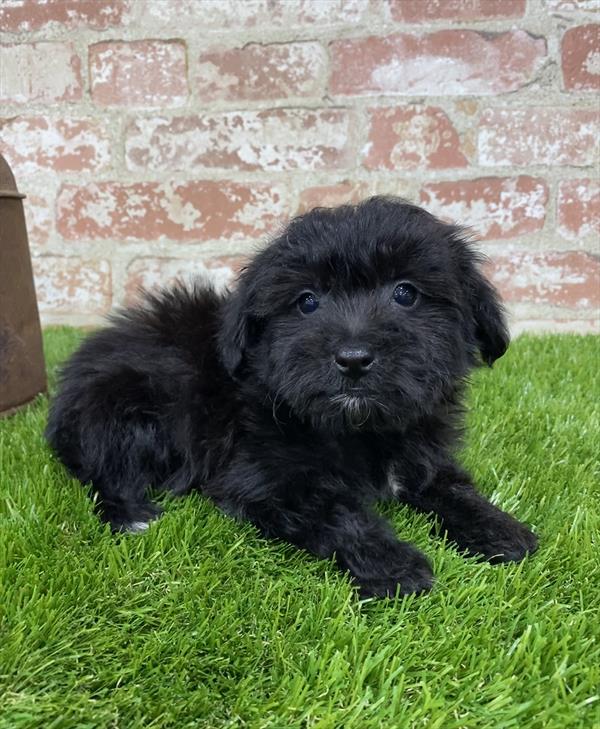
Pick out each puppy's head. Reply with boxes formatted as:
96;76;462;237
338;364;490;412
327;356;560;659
219;196;508;432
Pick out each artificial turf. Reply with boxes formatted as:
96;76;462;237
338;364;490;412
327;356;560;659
0;329;598;729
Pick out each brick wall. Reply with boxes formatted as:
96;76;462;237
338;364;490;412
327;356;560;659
1;0;598;332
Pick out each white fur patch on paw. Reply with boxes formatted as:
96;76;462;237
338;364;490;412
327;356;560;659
127;520;150;533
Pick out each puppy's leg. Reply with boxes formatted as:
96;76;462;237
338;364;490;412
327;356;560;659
208;464;433;598
80;419;165;532
256;501;433;598
47;406;166;533
400;465;537;563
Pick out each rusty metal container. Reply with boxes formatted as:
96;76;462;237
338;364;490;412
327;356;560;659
0;152;46;417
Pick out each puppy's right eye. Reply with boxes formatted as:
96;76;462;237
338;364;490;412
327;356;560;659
297;292;319;314
393;282;418;308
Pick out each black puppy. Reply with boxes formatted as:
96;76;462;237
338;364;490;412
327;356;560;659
46;197;537;597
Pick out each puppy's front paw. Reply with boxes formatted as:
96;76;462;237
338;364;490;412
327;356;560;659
355;543;434;598
455;514;538;564
483;520;538;564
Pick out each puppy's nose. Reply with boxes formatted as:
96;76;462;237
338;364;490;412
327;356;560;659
335;348;374;379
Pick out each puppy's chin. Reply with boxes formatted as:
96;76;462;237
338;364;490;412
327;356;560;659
329;394;376;429
299;393;400;433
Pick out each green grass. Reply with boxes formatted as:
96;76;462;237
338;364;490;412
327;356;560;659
1;329;599;729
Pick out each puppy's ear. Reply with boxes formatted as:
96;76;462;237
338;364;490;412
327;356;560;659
467;263;510;366
218;283;251;377
452;235;509;366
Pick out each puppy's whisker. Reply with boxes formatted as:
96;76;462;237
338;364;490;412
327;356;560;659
265;388;285;428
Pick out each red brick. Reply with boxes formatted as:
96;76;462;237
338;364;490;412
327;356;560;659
0;42;82;105
124;0;368;29
557;179;600;241
0;0;126;32
0;117;110;175
124;0;270;29
124;256;247;304
197;42;326;102
19;180;55;250
288;0;369;24
363;106;467;170
56;181;288;241
33;257;112;315
562;25;600;91
420;177;548;240
488;252;600;308
89;40;188;108
297;182;368;213
478;109;599;166
329;30;545;96
545;0;599;12
125;110;352;172
513;319;600;334
387;0;526;22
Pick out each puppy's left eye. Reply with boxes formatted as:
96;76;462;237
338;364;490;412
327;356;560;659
393;282;419;308
297;292;319;314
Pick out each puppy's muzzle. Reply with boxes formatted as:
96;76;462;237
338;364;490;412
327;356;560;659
334;347;374;380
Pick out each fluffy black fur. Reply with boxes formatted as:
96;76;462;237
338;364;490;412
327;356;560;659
46;197;537;597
